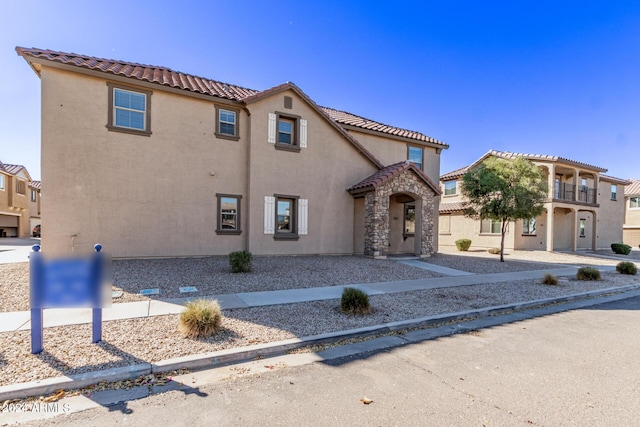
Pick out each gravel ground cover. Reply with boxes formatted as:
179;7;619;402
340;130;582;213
0;256;442;312
1;271;637;387
422;253;555;274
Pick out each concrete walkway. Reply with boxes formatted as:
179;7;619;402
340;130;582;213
0;265;586;333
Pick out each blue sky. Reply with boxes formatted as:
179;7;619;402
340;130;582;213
1;1;639;182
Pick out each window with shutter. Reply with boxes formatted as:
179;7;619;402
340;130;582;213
264;196;275;234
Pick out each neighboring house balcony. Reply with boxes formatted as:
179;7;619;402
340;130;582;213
553;183;597;205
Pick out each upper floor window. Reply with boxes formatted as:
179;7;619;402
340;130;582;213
408;146;423;170
215;106;239;140
107;83;152;136
0;174;4;190
523;218;536;235
611;184;617;201
444;181;457;196
631;197;640;209
481;218;501;234
31;189;37;202
16;180;26;195
268;112;307;151
216;194;242;235
581;178;587;191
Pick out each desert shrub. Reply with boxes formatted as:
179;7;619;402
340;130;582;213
179;299;223;338
541;273;559;285
616;261;638;275
455;239;472;251
576;267;601;281
611;243;632;255
229;250;252;273
341;287;371;315
487;247;500;254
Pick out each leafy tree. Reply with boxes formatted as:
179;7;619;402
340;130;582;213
461;156;547;262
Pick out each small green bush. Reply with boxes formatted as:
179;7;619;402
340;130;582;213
611;243;632;255
576;267;601;281
341;287;371;315
179;299;222;338
616;261;638;275
541;273;559;285
229;250;252;273
455;239;472;251
487;247;500;254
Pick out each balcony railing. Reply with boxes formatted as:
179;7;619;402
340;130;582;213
578;187;597;204
554;183;575;201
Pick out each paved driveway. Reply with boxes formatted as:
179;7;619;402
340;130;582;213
0;237;39;264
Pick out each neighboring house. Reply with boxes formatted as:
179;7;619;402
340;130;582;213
439;150;628;252
17;47;448;258
623;179;640;247
29;180;42;236
0;161;33;237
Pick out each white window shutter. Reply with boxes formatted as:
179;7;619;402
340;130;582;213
300;119;308;148
268;113;276;144
264;196;275;234
298;198;308;235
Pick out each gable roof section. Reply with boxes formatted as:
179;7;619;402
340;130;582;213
0;163;32;181
348;161;441;195
29;180;41;190
439;202;465;213
320;107;447;148
244;82;383;168
16;47;445;150
599;174;629;186
625;179;640;196
441;149;608;181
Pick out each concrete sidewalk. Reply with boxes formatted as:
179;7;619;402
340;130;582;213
0;265;586;333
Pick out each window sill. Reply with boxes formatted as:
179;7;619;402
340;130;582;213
442;194;457;198
215;230;242;235
273;233;299;241
106;124;152;137
439;232;451;235
479;233;501;236
214;132;240;141
274;143;301;152
521;234;537;237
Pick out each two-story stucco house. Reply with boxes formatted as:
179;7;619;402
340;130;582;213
623;179;640;247
28;180;41;236
17;47;447;258
0;162;33;237
439;150;628;252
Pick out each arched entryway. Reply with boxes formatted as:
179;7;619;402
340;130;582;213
348;161;440;258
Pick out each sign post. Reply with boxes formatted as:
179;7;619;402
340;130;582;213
29;244;110;354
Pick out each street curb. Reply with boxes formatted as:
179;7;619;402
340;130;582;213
2;283;639;402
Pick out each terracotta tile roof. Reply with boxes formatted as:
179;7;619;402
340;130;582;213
439;202;466;213
625;178;640;196
348;161;441;195
16;47;446;147
16;47;259;101
599;174;629;186
487;150;607;172
440;166;469;181
320;107;447;147
29;180;41;190
1;163;27;175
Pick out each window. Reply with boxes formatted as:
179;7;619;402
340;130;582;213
404;204;415;237
16;180;26;195
439;214;451;234
523;218;536;235
216;194;242;235
264;195;308;238
31;189;37;202
631;197;640;209
0;174;4;190
579;219;586;237
611;184;617;201
581;178;587;191
407;146;423;170
481;218;501;234
215;106;239;140
107;83;151;135
268;112;307;150
444;181;457;196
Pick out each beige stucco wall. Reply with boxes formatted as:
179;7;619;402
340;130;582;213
513;213;547;250
346;129;442;184
596;180;624;247
353;197;365;253
624;197;640;226
41;66;250;257
438;213;515;251
245;89;378;255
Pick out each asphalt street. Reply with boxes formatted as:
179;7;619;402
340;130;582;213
13;295;640;427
